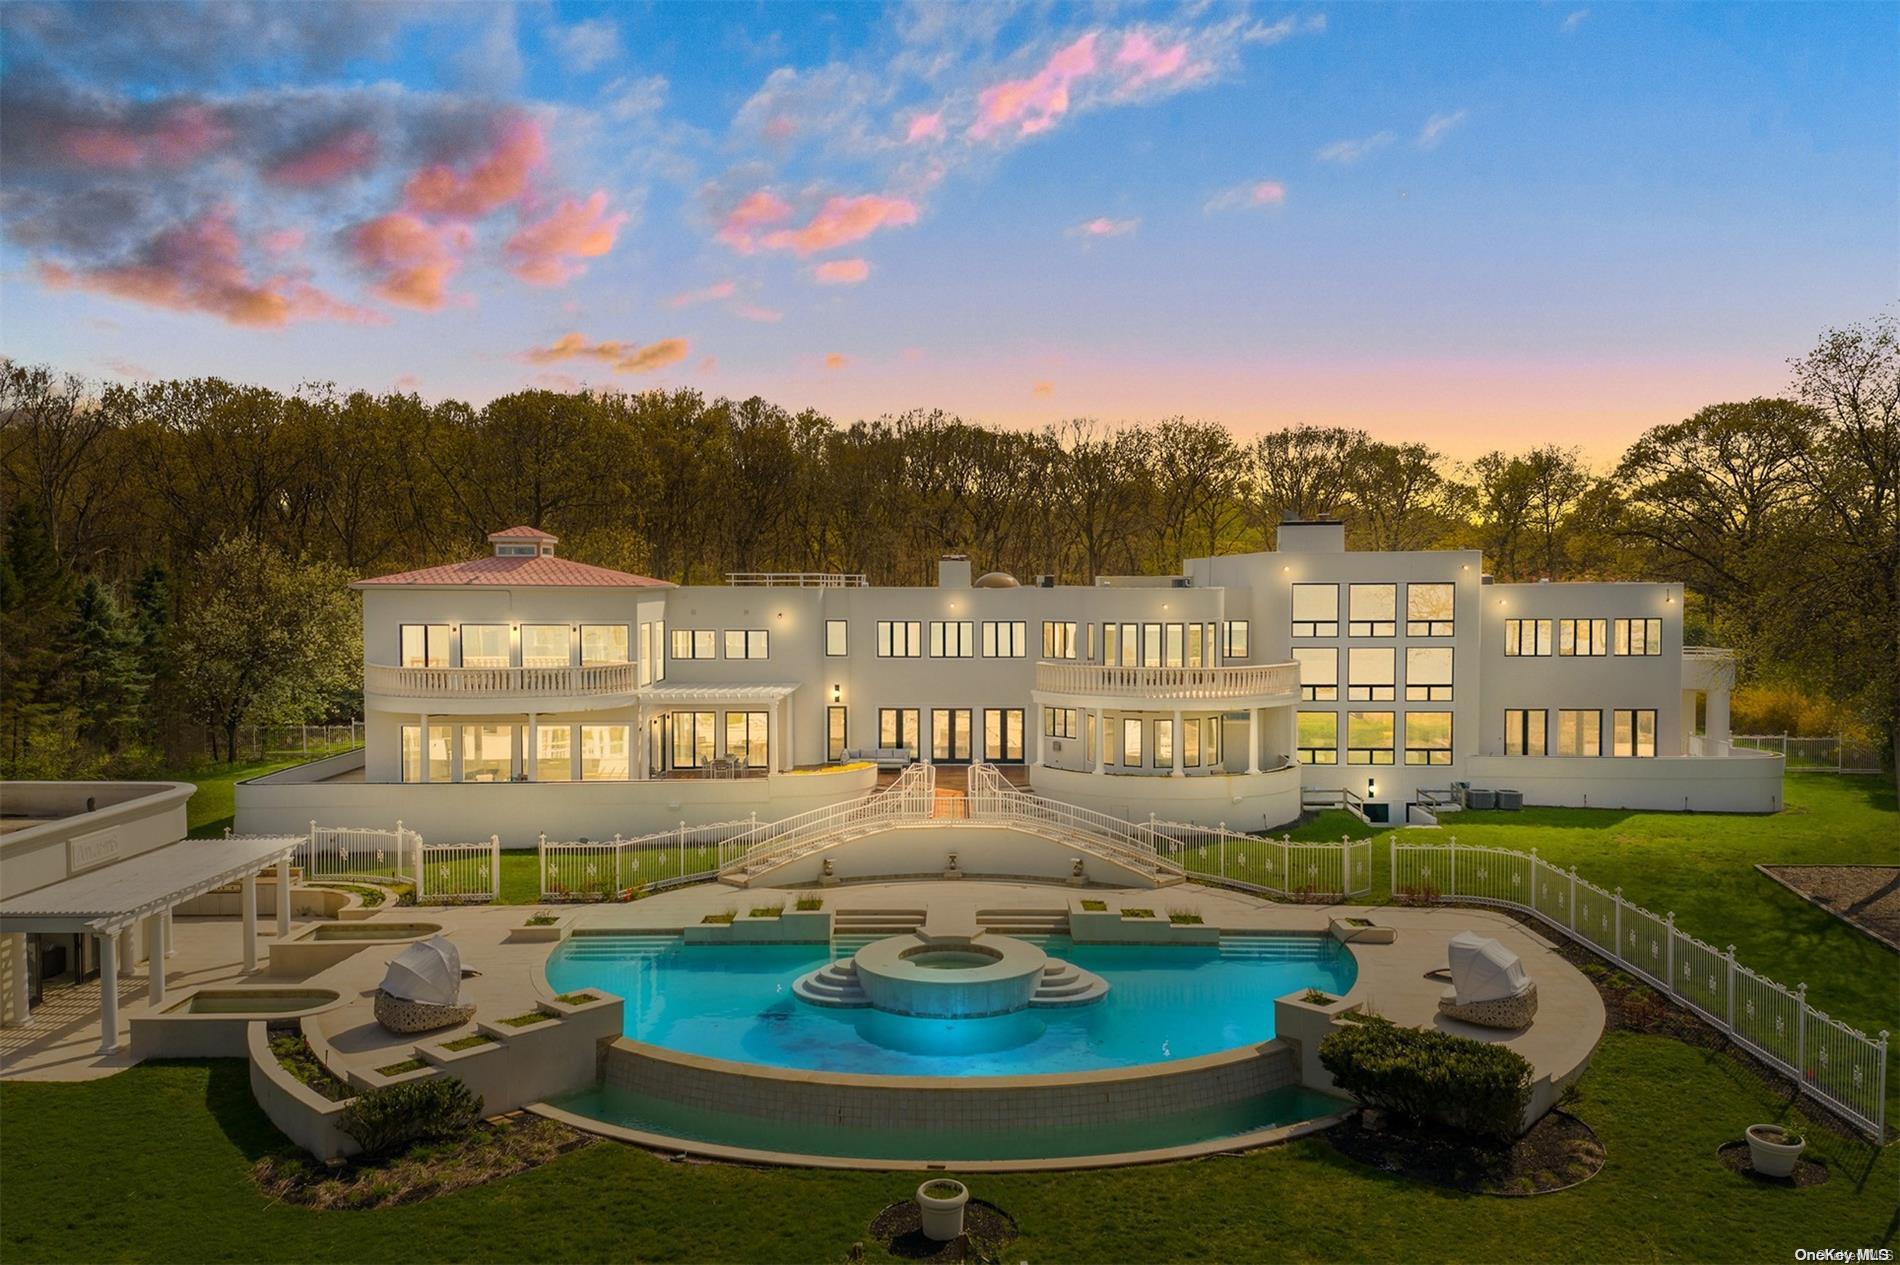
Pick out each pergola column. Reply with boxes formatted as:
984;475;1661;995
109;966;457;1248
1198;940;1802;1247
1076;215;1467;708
162;909;175;958
96;931;119;1053
146;915;167;1006
1171;710;1183;777
1247;708;1261;775
6;934;29;1027
240;871;258;973
275;856;292;937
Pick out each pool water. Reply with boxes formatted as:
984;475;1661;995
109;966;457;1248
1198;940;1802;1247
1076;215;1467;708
544;933;1357;1078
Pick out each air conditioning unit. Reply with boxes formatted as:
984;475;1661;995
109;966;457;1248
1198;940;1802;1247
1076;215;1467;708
1051;740;1064;753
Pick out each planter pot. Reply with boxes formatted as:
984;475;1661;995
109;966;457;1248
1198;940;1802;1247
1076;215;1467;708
1745;1125;1804;1177
916;1179;969;1242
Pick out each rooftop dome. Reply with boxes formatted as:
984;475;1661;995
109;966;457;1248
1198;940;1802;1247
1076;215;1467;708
974;571;1020;589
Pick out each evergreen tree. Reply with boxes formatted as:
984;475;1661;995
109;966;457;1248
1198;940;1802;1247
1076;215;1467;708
0;501;74;765
130;562;176;748
67;577;148;753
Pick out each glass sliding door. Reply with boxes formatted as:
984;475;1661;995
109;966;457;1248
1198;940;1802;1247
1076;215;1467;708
982;708;1024;762
931;708;973;762
878;708;920;756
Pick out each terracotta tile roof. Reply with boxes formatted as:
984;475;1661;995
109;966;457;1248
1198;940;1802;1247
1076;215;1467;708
354;556;670;588
488;525;558;541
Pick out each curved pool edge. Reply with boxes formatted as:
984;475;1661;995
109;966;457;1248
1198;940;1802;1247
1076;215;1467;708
525;1096;1353;1173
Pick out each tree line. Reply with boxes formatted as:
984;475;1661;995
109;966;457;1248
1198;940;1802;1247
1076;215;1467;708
1;315;1893;787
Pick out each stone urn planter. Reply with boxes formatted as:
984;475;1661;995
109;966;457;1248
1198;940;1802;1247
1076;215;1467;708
916;1179;969;1242
1745;1124;1805;1177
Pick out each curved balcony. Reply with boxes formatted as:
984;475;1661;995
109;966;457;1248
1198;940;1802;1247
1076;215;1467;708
363;662;640;713
1032;660;1298;706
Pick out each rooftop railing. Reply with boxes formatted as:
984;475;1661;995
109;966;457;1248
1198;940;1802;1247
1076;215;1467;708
726;572;868;587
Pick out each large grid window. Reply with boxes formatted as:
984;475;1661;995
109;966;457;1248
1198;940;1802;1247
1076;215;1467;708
1407;582;1455;636
1504;618;1552;657
1348;647;1396;701
522;624;569;667
1559;618;1608;656
1297;711;1338;765
878;707;920;754
1042;620;1076;659
1044;706;1078;739
984;708;1025;762
1221;619;1250;658
580;724;630;780
1348;583;1397;637
1504;708;1548;756
877;620;923;657
671;628;717;659
1404;711;1453;766
1614;618;1663;656
582;624;629;664
981;620;1027;657
722;629;768;659
533;725;572;781
930;620;975;657
460;624;508;668
1346;711;1396;765
1295;647;1338;701
401;723;454;782
1613;709;1657;757
400;624;451;668
1556;709;1602;757
1405;647;1453;701
1291;584;1337;637
825;620;848;656
670;712;717;769
724;711;769;768
460;723;513;781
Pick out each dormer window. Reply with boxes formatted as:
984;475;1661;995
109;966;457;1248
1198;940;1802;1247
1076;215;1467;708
497;544;537;557
487;526;559;558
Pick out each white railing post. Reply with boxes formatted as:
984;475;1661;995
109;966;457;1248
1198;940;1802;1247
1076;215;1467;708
1795;983;1807;1078
1875;1031;1889;1137
1725;944;1737;1028
1664;912;1676;995
1449;837;1458;897
538;832;548;899
1568;867;1578;930
490;835;501;900
677;821;685;880
414;834;426;903
1613;887;1623;963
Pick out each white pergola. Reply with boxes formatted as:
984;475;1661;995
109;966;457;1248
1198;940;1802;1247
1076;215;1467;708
635;683;803;774
0;835;301;1052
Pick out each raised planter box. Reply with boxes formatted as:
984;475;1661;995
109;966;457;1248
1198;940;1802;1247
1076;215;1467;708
1328;916;1395;945
1068;904;1219;945
507;917;566;943
683;908;832;944
1271;988;1367;1095
130;987;346;1059
267;921;445;977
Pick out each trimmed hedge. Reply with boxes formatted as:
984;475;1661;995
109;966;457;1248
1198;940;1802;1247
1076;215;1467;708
1318;1016;1533;1141
338;1078;483;1155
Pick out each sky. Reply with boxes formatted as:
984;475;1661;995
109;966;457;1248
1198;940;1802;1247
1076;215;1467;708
0;0;1894;461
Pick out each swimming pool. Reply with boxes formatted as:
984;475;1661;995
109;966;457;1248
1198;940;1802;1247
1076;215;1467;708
543;932;1357;1078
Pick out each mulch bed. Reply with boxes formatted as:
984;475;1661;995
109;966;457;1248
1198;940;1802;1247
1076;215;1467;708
1758;865;1900;950
1322;1109;1604;1197
254;1114;594;1210
1716;1140;1831;1188
862;1197;1018;1263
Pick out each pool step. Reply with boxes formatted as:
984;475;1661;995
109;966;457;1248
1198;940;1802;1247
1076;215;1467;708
831;909;926;938
1031;958;1110;1007
791;960;870;1008
560;933;677;959
977;909;1070;937
1219;935;1335;961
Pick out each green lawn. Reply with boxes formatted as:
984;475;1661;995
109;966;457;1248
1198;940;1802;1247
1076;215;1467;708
2;1035;1891;1264
179;746;359;838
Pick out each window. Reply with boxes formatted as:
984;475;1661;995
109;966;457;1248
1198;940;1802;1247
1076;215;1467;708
1102;622;1118;665
1614;618;1663;656
522;624;569;667
534;724;572;781
1348;583;1397;637
878;707;920;755
1613;709;1657;757
1504;709;1547;756
877;620;922;657
638;623;652;685
1187;622;1205;667
1405;647;1453;702
1042;621;1076;659
981;620;1027;657
725;711;769;768
1183;718;1202;767
670;711;716;769
1118;622;1138;666
983;709;1024;761
1085;711;1097;765
1154;718;1174;767
581;724;630;780
1556;709;1602;757
1504;618;1552;657
1348;647;1396;701
1347;711;1396;765
931;709;973;762
1122;718;1143;766
1202;716;1221;765
825;620;848;657
1222;619;1251;658
461;723;513;781
1087;622;1098;662
582;624;629;664
1143;623;1163;666
400;624;450;668
1404;712;1453;766
1294;647;1338;701
1291;584;1338;637
1559;618;1608;656
1296;712;1338;765
671;629;717;659
723;629;769;659
827;706;847;761
930;620;975;657
400;724;454;782
460;624;508;668
1164;623;1185;667
1407;582;1455;636
654;621;665;680
1044;707;1078;739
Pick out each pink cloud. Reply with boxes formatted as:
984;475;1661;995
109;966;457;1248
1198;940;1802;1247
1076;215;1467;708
267;127;378;187
716;189;793;253
1072;216;1138;238
504;191;627;285
56;103;230;170
823;353;848;370
260;228;306;255
971;33;1098;139
667;280;737;308
403;116;545;218
1114;31;1203;91
735;304;783;323
905;111;944;143
760;195;918;256
813;258;870;285
1205;180;1288;212
347;212;471;310
524;332;690;373
1033;380;1055;396
38;207;379;328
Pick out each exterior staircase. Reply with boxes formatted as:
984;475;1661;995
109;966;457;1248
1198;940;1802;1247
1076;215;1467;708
792;958;869;1007
1219;933;1340;962
559;931;677;960
1032;959;1109;1007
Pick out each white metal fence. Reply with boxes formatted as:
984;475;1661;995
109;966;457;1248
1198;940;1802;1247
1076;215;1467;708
299;821;417;883
415;835;501;903
1732;732;1884;774
1390;838;1889;1138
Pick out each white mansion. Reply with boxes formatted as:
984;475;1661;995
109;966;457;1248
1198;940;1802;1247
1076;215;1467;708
234;520;1779;844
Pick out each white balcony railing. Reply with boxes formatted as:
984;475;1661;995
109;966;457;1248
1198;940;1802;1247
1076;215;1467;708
364;662;640;698
726;572;868;587
1034;660;1299;702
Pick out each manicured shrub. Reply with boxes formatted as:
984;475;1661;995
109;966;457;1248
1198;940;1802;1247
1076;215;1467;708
338;1077;483;1155
1318;1016;1532;1141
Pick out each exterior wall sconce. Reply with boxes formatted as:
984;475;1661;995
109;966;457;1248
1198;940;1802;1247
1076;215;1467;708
1367;777;1376;799
831;684;842;703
